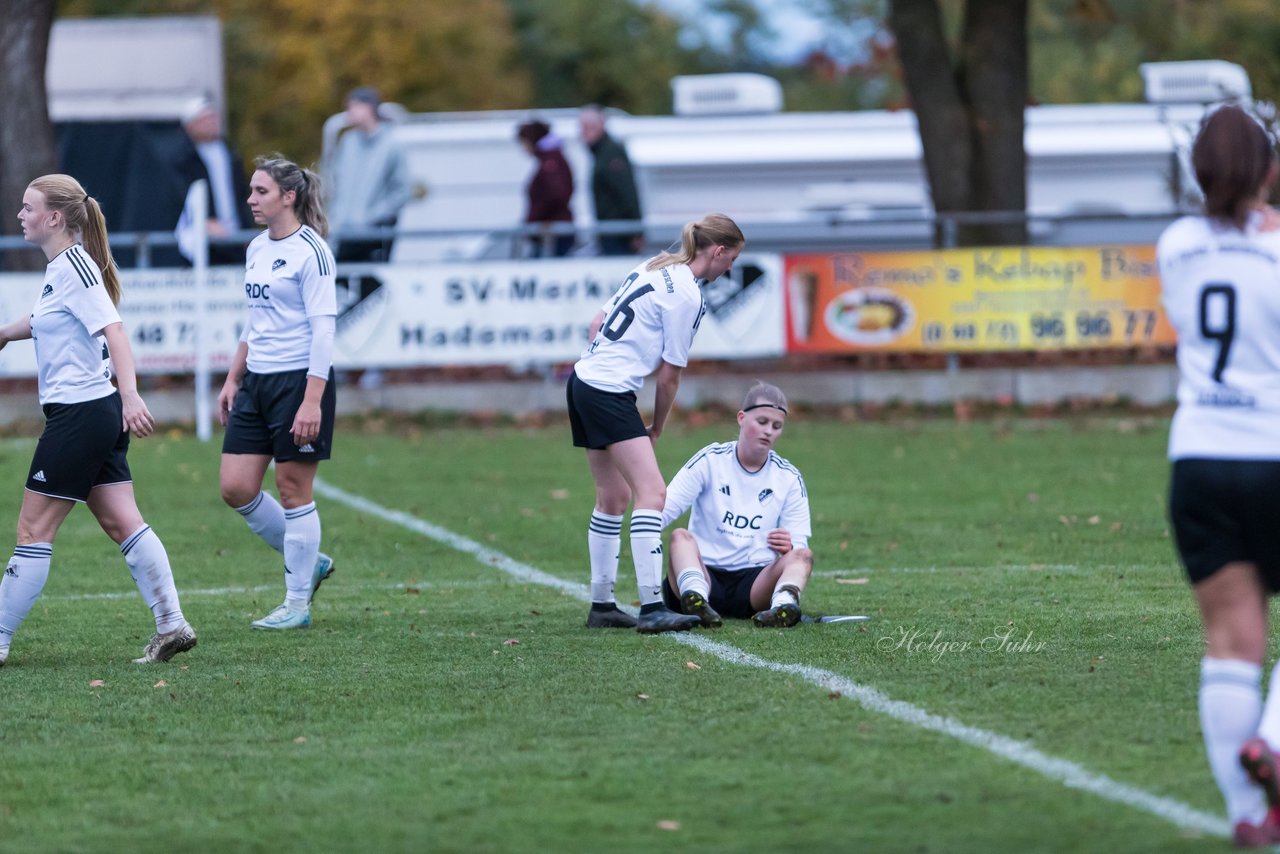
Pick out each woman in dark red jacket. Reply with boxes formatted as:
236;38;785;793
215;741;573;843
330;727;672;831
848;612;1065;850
517;119;575;257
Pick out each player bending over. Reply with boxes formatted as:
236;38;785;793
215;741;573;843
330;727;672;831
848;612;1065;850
661;382;813;627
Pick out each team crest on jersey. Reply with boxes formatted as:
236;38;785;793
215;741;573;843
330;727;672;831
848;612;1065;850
272;258;287;271
758;488;774;503
40;283;53;299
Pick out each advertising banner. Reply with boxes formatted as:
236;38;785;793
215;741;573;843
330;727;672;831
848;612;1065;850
0;255;785;377
784;246;1175;353
339;254;783;367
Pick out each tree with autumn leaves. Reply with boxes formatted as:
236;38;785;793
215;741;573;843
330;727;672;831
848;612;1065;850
5;0;1280;255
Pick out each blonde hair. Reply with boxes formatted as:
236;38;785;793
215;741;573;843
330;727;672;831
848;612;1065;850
253;154;329;237
646;213;744;272
742;381;788;413
28;174;121;305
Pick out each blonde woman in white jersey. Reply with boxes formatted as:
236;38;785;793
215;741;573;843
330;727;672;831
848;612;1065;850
660;382;813;628
0;174;195;666
567;213;744;633
218;155;337;631
1158;105;1280;848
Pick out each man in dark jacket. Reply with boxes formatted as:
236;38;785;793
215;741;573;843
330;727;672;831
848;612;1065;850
579;106;643;256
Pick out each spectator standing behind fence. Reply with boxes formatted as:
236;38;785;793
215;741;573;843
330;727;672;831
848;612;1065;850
325;87;412;263
579;106;643;256
174;97;253;266
516;119;574;257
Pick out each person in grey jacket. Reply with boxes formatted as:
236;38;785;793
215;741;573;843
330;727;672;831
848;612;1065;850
325;86;412;263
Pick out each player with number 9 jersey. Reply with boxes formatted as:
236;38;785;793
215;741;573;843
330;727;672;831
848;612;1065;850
566;214;744;634
1157;105;1280;848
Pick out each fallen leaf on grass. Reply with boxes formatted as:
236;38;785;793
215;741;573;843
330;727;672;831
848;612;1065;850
549;489;570;500
89;679;106;688
657;820;681;831
405;587;421;595
503;639;520;646
836;577;869;585
685;661;701;670
153;680;167;689
294;736;307;744
635;693;650;701
1087;515;1101;525
828;691;842;700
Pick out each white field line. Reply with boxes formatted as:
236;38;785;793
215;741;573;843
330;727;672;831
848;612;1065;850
313;478;1228;840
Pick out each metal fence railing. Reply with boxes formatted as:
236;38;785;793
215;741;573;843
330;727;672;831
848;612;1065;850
0;209;1189;270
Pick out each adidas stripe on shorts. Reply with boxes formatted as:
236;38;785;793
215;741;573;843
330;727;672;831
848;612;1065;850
27;392;131;502
222;368;336;462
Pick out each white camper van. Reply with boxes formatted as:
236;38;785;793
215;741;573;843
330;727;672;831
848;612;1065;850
367;61;1248;260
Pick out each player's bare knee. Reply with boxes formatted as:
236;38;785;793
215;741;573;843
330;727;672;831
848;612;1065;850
670;528;696;547
220;480;256;509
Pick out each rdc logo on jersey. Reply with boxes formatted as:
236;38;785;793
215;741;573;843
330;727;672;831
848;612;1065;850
40;283;53;299
758;488;774;503
272;258;287;271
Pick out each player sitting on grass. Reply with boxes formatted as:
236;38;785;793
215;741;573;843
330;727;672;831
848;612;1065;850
660;382;813;628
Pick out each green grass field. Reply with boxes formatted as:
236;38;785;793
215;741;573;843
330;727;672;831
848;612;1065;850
0;411;1252;852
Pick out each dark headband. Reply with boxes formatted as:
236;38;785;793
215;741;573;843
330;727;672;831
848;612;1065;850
744;402;787;415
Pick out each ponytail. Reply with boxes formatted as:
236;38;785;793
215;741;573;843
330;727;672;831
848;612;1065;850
82;196;121;304
646;213;744;272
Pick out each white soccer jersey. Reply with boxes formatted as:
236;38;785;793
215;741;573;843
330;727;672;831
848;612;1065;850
242;225;337;374
662;441;811;570
1159;214;1280;459
573;261;706;392
30;244;120;405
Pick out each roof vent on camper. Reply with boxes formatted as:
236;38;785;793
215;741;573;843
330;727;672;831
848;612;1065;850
671;73;784;116
1140;60;1251;104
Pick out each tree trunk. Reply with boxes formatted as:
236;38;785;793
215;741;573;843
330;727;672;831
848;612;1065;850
0;1;58;271
960;0;1027;246
889;0;1028;247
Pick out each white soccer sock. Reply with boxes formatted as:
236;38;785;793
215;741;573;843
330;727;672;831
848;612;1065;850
235;491;286;554
771;583;799;609
283;502;321;610
120;524;186;633
1200;657;1268;824
676;567;709;600
629;509;665;607
588;511;624;605
1256;662;1280;749
0;544;53;645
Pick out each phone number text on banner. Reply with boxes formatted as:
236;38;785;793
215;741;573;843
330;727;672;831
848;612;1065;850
784;246;1175;353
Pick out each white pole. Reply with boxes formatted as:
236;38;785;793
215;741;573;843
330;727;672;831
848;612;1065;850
191;180;212;442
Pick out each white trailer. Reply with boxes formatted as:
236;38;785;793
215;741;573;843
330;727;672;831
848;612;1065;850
376;62;1247;259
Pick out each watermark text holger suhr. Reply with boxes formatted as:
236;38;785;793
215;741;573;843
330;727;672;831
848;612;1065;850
876;626;1048;663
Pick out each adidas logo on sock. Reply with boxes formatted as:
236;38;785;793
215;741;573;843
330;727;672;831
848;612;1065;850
31;471;46;483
